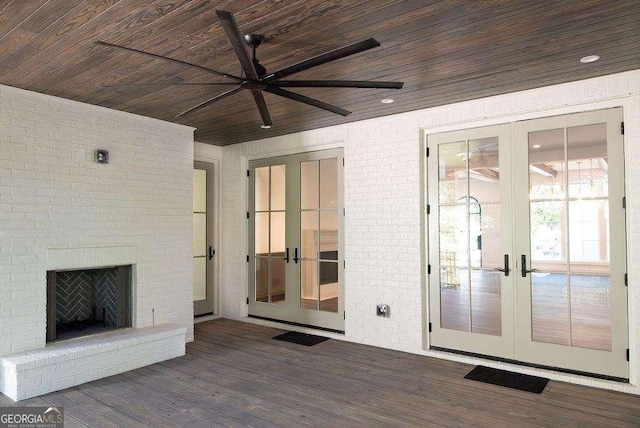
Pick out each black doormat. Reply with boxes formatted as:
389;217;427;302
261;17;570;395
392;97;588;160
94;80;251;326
464;366;549;394
273;331;329;346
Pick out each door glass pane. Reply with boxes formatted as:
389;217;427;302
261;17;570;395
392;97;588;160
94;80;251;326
530;201;566;269
438;141;466;204
301;211;318;260
438;135;503;335
193;169;206;212
440;268;469;332
567;123;607;199
320;211;338;260
470;269;501;335
320;158;338;209
255;167;269;211
193;258;206;301
439;205;468;267
255;257;269;302
469;138;500;204
271;165;286;211
271;258;285;304
319;261;339;312
301;260;318;310
476;203;500;269
301;161;319;209
193;213;206;257
570;274;611;351
531;273;569;346
529;128;565;200
270;211;285;255
255;212;269;256
569;200;609;269
528;123;612;351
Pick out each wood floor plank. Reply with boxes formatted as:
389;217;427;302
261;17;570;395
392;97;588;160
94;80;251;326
3;318;639;427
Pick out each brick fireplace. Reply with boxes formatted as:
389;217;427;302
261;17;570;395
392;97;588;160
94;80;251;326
0;84;195;402
46;266;132;342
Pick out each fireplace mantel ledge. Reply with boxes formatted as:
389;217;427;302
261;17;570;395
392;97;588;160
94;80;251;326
0;324;186;401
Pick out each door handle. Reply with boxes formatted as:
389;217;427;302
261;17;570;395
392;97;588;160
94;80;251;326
283;247;290;263
208;246;215;260
293;248;299;264
521;254;538;277
493;254;510;276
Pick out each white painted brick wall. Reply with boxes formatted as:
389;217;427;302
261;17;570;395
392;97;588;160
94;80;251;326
220;70;640;394
0;84;195;357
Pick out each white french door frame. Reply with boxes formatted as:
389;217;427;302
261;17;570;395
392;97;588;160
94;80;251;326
427;107;629;379
248;149;345;331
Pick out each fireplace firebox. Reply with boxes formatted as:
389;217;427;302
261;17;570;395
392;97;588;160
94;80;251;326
46;265;132;342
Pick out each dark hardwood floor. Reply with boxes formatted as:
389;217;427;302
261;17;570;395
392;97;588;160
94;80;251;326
4;319;640;427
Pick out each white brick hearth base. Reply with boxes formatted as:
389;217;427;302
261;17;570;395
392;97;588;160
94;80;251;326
0;324;186;401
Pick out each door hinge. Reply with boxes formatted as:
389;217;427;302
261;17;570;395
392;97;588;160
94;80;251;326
246;297;249;305
428;264;431;274
343;311;346;319
621;122;624;135
343;207;345;216
627;348;630;362
246;255;249;262
247;169;250;177
343;260;345;269
342;158;345;166
426;147;430;157
623;197;626;209
428;322;432;333
427;204;431;215
246;211;250;219
625;273;628;286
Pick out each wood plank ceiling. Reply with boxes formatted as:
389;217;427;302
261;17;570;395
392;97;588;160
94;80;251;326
1;0;639;146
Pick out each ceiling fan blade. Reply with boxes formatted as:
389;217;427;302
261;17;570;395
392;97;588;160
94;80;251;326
95;41;242;82
175;86;243;118
105;82;240;87
215;10;259;81
264;38;380;82
251;90;273;127
270;80;403;89
264;87;351;116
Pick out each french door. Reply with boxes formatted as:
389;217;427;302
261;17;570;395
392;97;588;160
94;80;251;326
428;108;628;378
248;149;344;331
193;161;215;316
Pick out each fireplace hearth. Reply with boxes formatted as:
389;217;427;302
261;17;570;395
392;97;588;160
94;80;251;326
46;265;132;342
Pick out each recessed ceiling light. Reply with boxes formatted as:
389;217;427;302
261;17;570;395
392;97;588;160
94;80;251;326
580;55;600;64
381;98;394;104
532;144;541;149
260;124;272;129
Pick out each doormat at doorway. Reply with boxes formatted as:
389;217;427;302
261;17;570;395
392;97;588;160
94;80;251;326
464;365;549;394
273;331;329;346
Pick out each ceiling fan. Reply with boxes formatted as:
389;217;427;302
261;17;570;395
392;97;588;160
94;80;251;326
96;10;404;128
